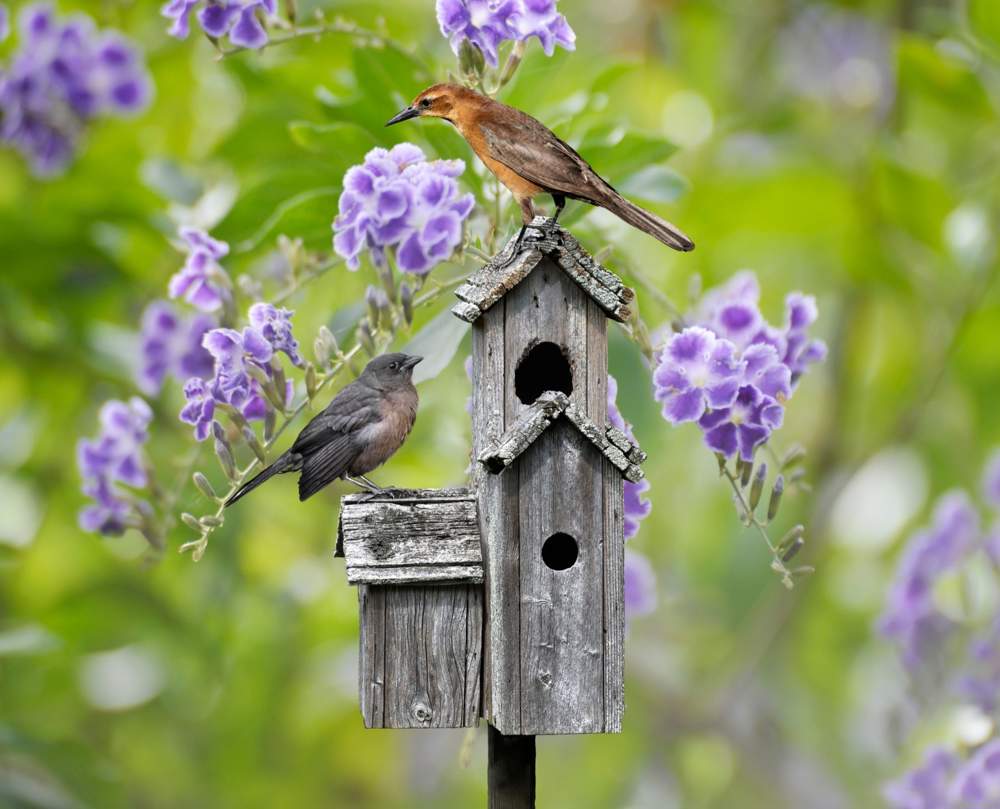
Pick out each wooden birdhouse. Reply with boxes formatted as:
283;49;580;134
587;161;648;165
452;217;646;736
336;488;484;729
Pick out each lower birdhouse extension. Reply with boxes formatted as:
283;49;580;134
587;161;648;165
337;488;483;729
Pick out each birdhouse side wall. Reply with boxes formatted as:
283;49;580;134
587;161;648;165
358;583;482;729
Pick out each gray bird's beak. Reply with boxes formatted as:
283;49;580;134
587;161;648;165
402;355;423;369
385;106;419;126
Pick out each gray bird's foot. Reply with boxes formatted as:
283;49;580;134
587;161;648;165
346;475;401;502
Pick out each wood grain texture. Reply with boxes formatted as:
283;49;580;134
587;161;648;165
473;303;522;733
517;421;604;734
602;458;625;733
358;583;482;729
488;725;536;809
338;489;482;585
477;391;568;473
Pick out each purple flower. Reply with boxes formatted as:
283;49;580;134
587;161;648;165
983;449;1000;510
608;374;652;540
955;616;1000;714
137;301;215;395
77;397;153;536
948;739;1000;808
878;491;980;668
248;302;304;367
782;292;827;382
180;377;216;441
883;746;960;809
332;144;474;276
698;385;784;462
624;549;657;620
168;227;230;312
653;327;744;424
0;4;152;176
162;0;276;49
436;0;575;67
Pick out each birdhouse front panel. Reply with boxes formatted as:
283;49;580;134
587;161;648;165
337;489;484;730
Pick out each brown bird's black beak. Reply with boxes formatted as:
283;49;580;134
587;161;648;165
385;106;419;127
402;355;423;369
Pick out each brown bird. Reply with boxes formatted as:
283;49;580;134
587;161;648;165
224;353;422;506
386;83;694;252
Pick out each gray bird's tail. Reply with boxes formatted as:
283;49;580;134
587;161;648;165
601;190;695;252
224;451;300;507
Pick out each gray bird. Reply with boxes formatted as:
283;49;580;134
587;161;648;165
224;352;422;506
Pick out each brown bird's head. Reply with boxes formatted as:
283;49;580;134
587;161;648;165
385;84;477;126
361;352;423;388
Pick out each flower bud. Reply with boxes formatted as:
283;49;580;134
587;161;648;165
739;458;753;488
193;472;218;501
400;283;414;326
377;260;397;303
181;512;202;531
314;335;330;368
242;427;266;463
498;40;525;88
459;38;486;78
778;525;805;562
200;515;223;528
305;362;319;399
264;406;276;442
767;474;784;522
749;462;767;511
318;325;339;356
215;438;237;481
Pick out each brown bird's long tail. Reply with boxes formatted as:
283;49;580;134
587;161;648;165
224;451;300;507
599;190;695;252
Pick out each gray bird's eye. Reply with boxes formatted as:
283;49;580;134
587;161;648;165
389;362;399;370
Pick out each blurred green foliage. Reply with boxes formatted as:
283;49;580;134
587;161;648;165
2;0;999;807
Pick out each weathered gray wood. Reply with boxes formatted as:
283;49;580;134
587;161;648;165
518;420;605;734
488;725;535;809
478;391;568;473
602;458;625;732
358;584;385;728
451;218;634;325
338;488;483;585
474;302;522;732
359;583;482;729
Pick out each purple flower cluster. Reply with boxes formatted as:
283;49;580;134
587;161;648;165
883;747;960;809
949;739;1000;807
877;491;979;668
436;0;576;67
180;303;301;440
333;144;475;276
654;272;826;462
77;398;152;535
137;301;215;395
162;0;276;50
0;3;151;176
168;227;231;313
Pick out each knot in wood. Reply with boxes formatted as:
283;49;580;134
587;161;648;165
537;670;553;690
411;699;433;725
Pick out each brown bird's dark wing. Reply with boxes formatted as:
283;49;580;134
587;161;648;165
479;105;695;252
297;435;357;501
478;108;612;202
290;379;381;456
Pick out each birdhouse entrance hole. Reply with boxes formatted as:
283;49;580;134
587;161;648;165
541;532;579;571
514;341;573;405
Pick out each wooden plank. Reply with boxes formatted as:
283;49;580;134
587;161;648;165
517;420;604;734
473;305;522;733
602;459;625;733
488;725;536;809
464;584;484;726
586;297;608;427
347;565;483;586
380;585;477;728
477;391;568;473
358;584;386;728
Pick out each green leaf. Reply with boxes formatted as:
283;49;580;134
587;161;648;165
403;306;471;385
968;0;1000;55
287;121;378;157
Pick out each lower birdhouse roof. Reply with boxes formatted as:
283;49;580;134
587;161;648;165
336;488;483;586
451;217;635;324
478;392;647;483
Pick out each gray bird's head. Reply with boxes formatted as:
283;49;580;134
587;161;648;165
362;353;423;388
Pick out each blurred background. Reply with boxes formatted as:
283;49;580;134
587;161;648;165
2;0;999;806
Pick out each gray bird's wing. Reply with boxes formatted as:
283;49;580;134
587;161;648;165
290;379;381;456
297;435;357;501
478;107;614;201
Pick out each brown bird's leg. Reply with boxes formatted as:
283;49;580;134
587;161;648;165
551;193;566;224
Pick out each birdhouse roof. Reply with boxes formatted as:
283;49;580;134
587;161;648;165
478;392;646;483
336;488;483;585
451;217;635;324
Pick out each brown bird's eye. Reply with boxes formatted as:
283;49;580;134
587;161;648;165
420;98;432;108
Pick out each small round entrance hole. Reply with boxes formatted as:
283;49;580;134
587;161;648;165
514;341;573;405
541;532;579;571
